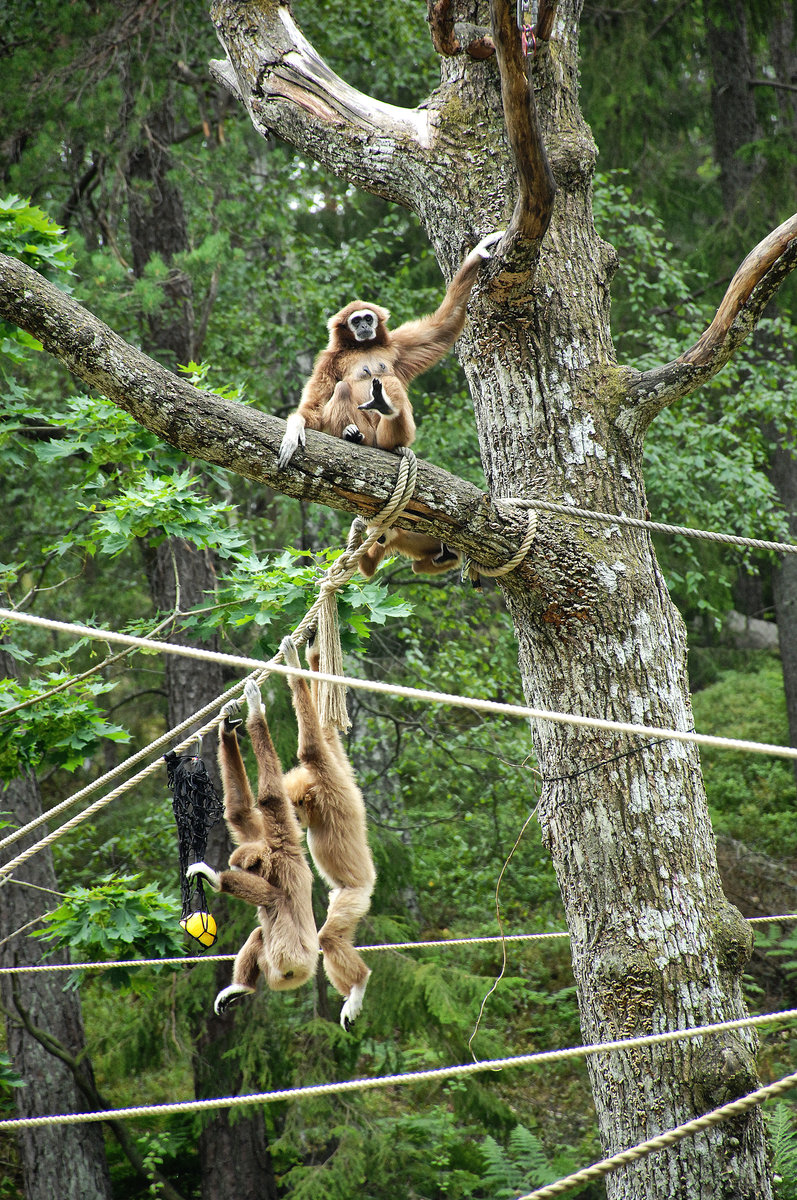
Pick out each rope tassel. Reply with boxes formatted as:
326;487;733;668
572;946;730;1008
315;584;350;731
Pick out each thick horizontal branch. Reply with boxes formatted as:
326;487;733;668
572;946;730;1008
617;212;797;435
209;0;430;205
0;253;532;574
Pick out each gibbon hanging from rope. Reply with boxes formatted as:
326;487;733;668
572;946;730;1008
281;634;376;1030
187;679;318;1013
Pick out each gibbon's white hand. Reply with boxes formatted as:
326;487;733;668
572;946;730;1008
277;412;307;469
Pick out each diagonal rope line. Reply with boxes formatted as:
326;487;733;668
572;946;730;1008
519;1067;797;1199
1;1007;797;1131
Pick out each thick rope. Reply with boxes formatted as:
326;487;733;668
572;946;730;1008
3;614;797;886
463;509;538;582
519;1068;797;1200
4;612;797;757
502;496;797;555
1;1007;796;1132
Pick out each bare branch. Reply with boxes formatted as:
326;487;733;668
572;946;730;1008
0;253;532;575
618;212;797;434
486;0;557;300
427;0;495;59
209;1;430;205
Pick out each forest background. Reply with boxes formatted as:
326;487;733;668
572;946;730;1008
1;1;797;1197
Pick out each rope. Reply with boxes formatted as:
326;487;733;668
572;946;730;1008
463;509;538;581
1;1007;796;1131
3;606;797;885
0;930;575;976
3;609;797;761
519;1068;797;1200
1;912;794;975
502;496;797;555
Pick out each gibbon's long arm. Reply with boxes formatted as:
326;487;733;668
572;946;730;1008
389;232;505;383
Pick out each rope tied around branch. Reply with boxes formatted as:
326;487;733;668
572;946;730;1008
287;447;419;729
462;507;538;586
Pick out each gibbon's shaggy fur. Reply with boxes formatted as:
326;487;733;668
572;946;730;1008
277;230;504;575
187;679;318;1015
280;635;377;1030
312;365;416;452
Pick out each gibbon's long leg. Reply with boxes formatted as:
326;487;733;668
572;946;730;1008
318;885;372;992
214;926;264;1015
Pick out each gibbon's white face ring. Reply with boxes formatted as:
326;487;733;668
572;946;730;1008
347;309;377;342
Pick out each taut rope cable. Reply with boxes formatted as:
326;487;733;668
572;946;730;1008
1;913;794;975
3;608;797;883
0;931;574;975
1;1007;796;1131
3;609;797;758
519;1068;797;1199
501;496;797;554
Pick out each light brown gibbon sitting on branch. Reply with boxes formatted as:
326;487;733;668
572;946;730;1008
187;678;318;1015
277;230;504;576
280;634;376;1030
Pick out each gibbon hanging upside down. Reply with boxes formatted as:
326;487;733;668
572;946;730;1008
187;679;318;1015
277;230;505;575
280;634;376;1030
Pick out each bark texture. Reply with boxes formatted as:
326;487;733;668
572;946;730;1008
0;651;113;1200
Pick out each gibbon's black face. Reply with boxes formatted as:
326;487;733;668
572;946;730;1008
346;308;378;342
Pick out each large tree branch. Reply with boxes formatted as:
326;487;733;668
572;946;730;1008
617;212;797;437
0;253;537;578
209;1;431;206
485;0;557;302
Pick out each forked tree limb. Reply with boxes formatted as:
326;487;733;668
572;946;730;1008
485;0;557;298
0;252;532;575
618;211;797;435
209;1;431;206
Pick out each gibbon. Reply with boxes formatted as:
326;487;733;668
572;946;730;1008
280;634;377;1030
186;679;318;1015
277;229;504;469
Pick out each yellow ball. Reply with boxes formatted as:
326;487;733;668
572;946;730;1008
180;911;218;948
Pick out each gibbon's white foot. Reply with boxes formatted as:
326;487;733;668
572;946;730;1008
473;230;505;258
219;698;242;732
243;678;264;717
280;635;301;672
278;411;307;469
342;423;365;443
186;861;222;892
214;983;256;1016
358;377;395;417
340;975;370;1031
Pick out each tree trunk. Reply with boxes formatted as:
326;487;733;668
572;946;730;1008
207;3;776;1195
0;651;113;1200
123;88;277;1197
